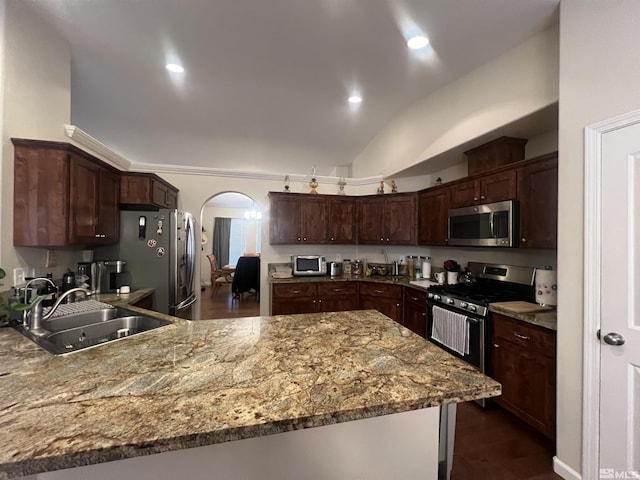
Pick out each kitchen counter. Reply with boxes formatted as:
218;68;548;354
0;302;500;478
269;273;428;289
92;287;154;307
489;303;557;331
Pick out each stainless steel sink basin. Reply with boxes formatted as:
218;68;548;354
14;307;173;355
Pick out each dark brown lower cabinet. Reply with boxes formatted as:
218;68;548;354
131;292;154;311
317;282;358;312
402;289;427;337
271;283;319;315
490;313;556;439
358;283;403;323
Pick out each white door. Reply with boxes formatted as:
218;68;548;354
599;121;640;474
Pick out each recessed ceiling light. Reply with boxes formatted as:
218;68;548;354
407;35;430;50
348;96;362;104
166;63;184;73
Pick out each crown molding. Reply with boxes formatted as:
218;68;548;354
64;124;383;186
64;125;131;170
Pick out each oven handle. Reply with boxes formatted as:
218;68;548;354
489;211;495;238
466;317;480;324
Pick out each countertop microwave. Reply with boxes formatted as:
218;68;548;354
292;255;327;276
448;200;519;247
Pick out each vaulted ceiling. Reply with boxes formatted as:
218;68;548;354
22;0;559;175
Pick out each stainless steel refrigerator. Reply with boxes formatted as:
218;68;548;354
96;209;197;318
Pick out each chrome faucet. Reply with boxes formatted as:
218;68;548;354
24;287;92;336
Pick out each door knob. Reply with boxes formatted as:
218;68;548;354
603;332;625;346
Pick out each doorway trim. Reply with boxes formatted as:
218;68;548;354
583;108;640;478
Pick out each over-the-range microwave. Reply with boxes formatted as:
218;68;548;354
447;200;519;247
292;255;327;276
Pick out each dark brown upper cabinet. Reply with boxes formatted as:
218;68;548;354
120;172;179;209
357;193;417;245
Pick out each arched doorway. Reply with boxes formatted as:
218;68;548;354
198;191;262;320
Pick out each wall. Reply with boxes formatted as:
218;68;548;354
556;1;640;475
0;0;80;290
352;25;559;179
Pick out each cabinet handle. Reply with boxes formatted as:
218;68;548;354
303;237;307;241
292;290;301;294
445;238;448;242
101;234;106;238
411;296;419;301
421;313;426;317
330;237;335;241
380;237;384;241
95;234;100;238
473;197;478;201
480;195;486;200
297;237;301;241
318;299;322;303
374;290;385;294
493;343;500;348
313;300;316;303
386;238;390;242
396;303;400;307
513;332;530;341
521;237;527;242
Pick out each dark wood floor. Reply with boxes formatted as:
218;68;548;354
452;401;561;480
200;289;559;479
200;284;260;319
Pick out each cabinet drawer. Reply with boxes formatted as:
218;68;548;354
272;283;317;298
404;288;426;306
492;314;556;355
359;283;403;300
317;282;357;296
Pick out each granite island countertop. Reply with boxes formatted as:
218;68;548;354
0;307;500;479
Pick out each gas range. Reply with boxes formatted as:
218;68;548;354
427;262;536;318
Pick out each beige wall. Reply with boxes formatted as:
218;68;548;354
0;0;81;288
352;26;559;179
556;0;640;475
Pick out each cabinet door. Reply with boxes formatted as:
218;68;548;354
491;313;556;439
418;188;450;246
358;197;385;244
165;187;178;209
13;145;70;246
97;169;120;244
271;283;318;315
69;155;100;244
359;283;403;322
317;282;358;312
449;179;478;208
384;194;416;245
480;170;517;204
517;155;558;249
327;197;356;244
402;289;427;337
269;194;302;244
152;180;170;208
300;196;328;244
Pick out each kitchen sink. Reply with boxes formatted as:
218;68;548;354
14;307;173;355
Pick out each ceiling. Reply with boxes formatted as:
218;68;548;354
23;0;559;176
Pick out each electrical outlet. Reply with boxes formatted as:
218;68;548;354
45;249;58;268
13;268;26;287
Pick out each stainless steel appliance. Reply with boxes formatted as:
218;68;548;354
426;262;536;406
95;210;196;318
95;260;127;293
448;200;519;247
292;255;326;276
329;262;342;277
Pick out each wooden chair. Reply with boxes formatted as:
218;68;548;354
207;254;233;297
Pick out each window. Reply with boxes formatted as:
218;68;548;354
228;219;261;265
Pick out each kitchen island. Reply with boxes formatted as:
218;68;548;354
0;306;500;479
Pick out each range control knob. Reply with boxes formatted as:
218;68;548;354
468;305;477;312
427;293;434;299
460;302;469;308
433;295;441;301
447;298;455;305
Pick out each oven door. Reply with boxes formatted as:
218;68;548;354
426;302;486;374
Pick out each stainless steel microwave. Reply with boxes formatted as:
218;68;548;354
291;255;327;276
447;200;519;247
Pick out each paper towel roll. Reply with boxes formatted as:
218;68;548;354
535;268;557;306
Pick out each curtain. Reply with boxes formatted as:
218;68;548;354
212;217;232;267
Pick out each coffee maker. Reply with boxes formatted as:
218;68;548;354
77;262;95;292
95;260;127;293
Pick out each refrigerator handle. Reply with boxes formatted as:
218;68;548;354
176;292;197;310
184;214;196;297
